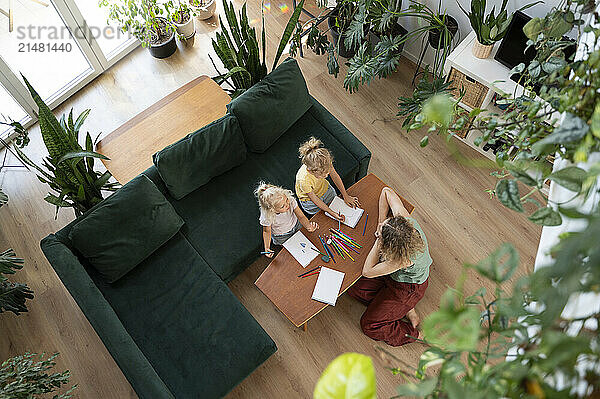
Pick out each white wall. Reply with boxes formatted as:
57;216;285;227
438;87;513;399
399;0;562;66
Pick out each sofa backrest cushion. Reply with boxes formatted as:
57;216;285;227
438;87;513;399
227;58;312;153
69;174;184;283
152;114;247;200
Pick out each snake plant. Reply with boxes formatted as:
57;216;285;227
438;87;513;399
458;0;541;45
10;76;119;218
210;0;304;98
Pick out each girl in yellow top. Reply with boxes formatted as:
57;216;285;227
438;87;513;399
295;137;360;218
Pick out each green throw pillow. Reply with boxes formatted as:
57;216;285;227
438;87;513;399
227;57;312;153
69;175;184;283
152;114;247;200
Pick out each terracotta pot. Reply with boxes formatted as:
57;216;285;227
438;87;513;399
174;12;195;39
190;0;216;20
472;39;493;59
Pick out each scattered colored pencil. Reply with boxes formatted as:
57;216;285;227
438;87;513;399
331;229;362;248
309;247;326;256
260;250;274;255
329;237;345;259
298;266;321;277
338;218;341;231
330;229;361;249
336;237;360;255
362;213;369;236
302;271;320;278
333;237;355;261
319;236;335;263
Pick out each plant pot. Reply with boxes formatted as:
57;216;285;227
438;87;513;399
328;14;356;59
174;11;195;39
368;23;408;56
428;15;458;49
148;18;177;59
190;0;216;20
180;32;195;46
472;38;493;59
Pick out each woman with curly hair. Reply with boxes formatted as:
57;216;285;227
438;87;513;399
348;187;432;346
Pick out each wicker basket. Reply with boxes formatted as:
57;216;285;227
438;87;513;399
472;39;493;59
453;108;473;139
448;67;489;109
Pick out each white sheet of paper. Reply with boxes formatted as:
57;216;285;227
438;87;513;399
282;230;318;268
311;267;345;306
325;196;365;228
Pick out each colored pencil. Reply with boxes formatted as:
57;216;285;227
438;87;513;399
330;229;361;248
333;237;355;261
329;237;346;259
309;246;326;256
298;266;321;277
332;229;362;248
338;219;341;231
260;250;274;255
362;213;368;236
302;271;320;278
319;236;335;263
336;237;360;254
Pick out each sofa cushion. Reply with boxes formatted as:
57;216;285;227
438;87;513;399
82;232;277;399
153;114;247;200
69;174;184;283
227;58;312;153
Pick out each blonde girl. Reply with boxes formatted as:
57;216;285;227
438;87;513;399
295;137;360;217
255;182;318;257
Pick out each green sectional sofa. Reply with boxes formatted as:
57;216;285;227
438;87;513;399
41;58;371;398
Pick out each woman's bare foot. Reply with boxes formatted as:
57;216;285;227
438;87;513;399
407;308;420;328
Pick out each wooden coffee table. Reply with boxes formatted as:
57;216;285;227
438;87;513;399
255;173;414;330
97;76;230;184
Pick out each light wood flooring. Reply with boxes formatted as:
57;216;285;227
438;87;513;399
0;1;541;397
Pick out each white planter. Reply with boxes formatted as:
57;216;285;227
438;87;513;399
190;0;216;20
174;14;195;39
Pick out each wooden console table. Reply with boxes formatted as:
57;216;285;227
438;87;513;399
97;76;230;184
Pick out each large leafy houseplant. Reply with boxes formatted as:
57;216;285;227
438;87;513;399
210;0;304;98
0;249;33;316
99;0;174;47
0;352;76;398
8;77;119;217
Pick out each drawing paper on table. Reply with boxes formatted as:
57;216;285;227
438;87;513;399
325;196;365;228
311;267;345;306
283;230;318;267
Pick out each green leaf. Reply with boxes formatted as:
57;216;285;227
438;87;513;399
423;305;481;351
313;353;376;399
466;243;519;283
417;348;446;378
0;188;7;207
547;166;587;192
0;249;24;275
590;102;600;138
528;60;541;78
421;94;454;127
542;56;567;74
528;207;563;226
420;136;429;147
396;377;438;397
272;0;304;69
58;151;109;165
495;180;524;212
523;17;543;40
504;162;537;186
532;113;589;155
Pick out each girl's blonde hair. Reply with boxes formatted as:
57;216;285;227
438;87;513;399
255;182;295;223
299;137;333;175
379;216;425;263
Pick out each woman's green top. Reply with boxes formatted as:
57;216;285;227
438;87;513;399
389;217;432;285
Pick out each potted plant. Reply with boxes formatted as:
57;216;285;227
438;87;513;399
171;0;195;40
427;13;458;50
189;0;216;20
100;0;178;59
327;1;358;58
458;0;541;59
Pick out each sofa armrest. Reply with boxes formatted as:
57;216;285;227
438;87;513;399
308;95;371;182
40;234;174;399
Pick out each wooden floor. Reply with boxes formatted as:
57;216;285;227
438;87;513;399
0;1;541;397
